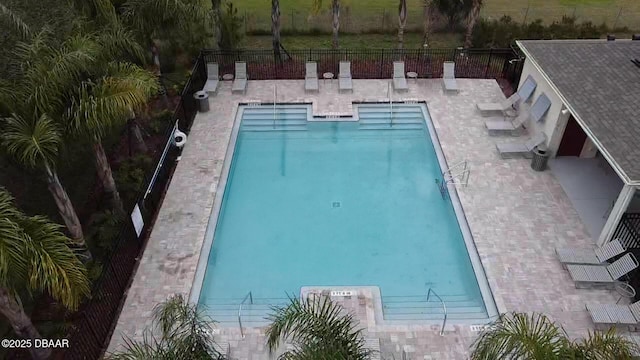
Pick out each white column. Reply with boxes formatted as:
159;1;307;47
598;185;636;246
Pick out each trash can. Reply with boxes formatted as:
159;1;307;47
194;91;209;113
531;144;549;171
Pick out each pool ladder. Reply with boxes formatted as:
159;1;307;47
436;160;470;199
238;291;253;338
427;288;447;336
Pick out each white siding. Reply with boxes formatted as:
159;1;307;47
517;59;567;156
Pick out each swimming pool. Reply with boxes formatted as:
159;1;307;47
192;103;496;324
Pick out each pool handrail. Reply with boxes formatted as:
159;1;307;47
238;291;253;338
426;288;447;336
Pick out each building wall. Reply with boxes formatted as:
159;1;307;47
517;59;569;156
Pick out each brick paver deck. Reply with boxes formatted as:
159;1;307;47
107;79;621;359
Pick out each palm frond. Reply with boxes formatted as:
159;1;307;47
2;113;62;169
97;22;147;64
470;312;570;360
571;328;639;360
266;295;371;359
0;3;32;40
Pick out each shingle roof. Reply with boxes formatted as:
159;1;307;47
517;40;640;184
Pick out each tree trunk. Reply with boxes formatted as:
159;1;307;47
398;0;407;49
271;0;281;61
422;0;433;46
0;287;51;360
464;0;482;49
151;40;171;109
128;110;148;154
331;0;340;49
211;0;222;49
45;165;90;260
93;138;125;215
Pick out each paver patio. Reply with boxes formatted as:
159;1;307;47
107;78;623;359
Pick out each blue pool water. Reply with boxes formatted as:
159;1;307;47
196;104;492;322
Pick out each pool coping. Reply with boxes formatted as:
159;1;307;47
189;101;500;322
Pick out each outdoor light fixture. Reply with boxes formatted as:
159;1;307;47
561;109;569;115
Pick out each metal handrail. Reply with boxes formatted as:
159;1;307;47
442;161;470;188
273;84;277;129
426;288;447;336
442;160;467;178
388;82;393;127
238;291;253;338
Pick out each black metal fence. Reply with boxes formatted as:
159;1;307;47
614;213;640;250
59;55;206;360
201;48;524;89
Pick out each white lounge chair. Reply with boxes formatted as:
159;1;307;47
442;61;458;93
392;61;408;91
476;93;521;117
202;62;219;94
305;62;319;92
556;239;626;266
496;132;546;159
339;61;353;92
567;253;639;289
232;62;247;94
587;300;640;330
485;111;529;136
517;75;537;104
529;93;552;123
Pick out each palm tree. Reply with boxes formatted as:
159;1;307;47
471;312;639;359
464;0;483;49
0;188;90;360
397;0;407;49
0;31;101;258
108;294;226;359
312;0;340;49
66;61;159;215
266;295;374;359
211;0;222;48
271;0;282;60
422;0;435;46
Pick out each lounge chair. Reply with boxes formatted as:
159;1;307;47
567;253;639;289
556;239;626;266
202;62;219;94
485;111;529;136
305;62;319;92
364;338;381;360
442;61;458;93
587;301;640;330
232;62;247;94
476;93;521;117
339;61;353;92
392;61;408;91
496;132;546;159
517;75;537;104
529;93;552;123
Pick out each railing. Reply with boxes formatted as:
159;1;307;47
437;160;470;199
201;48;525;91
388;81;393;126
613;213;640;250
238;291;254;338
426;288;447;336
273;84;277;129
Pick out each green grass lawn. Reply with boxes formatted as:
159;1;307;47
244;32;463;49
235;0;639;33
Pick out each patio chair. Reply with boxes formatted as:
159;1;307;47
232;62;247;94
202;62;219;94
556;238;626;266
495;132;546;159
476;93;521;116
529;93;552;123
339;61;353;92
567;253;639;289
305;62;319;92
516;75;537;104
392;61;408;91
587;300;640;330
442;61;458;93
484;111;529;136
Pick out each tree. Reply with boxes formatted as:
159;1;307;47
422;0;436;46
66;61;159;215
271;0;281;60
464;0;483;48
0;30;101;259
471;312;639;359
0;188;90;360
433;0;473;29
107;294;226;359
217;1;244;51
266;295;374;359
398;0;407;49
312;0;341;49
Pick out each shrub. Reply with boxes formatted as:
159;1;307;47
114;154;154;208
219;1;244;50
86;209;124;254
148;110;173;135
